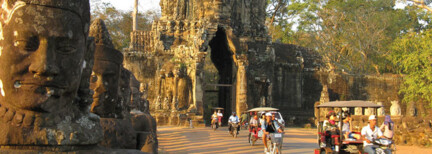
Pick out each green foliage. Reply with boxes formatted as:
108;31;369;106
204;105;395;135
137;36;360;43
90;1;160;50
267;0;425;75
389;29;432;107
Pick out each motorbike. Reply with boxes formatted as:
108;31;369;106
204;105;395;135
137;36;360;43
241;121;249;130
265;133;283;154
229;122;239;138
373;138;395;154
211;119;219;131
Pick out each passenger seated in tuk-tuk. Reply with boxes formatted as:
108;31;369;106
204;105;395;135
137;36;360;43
322;111;340;147
341;112;360;140
249;115;260;136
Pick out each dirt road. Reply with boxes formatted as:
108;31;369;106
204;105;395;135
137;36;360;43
157;126;432;154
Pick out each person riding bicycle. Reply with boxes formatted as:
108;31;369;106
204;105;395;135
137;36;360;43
262;112;283;152
228;112;240;134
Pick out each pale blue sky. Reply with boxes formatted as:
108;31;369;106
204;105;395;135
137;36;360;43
91;0;161;12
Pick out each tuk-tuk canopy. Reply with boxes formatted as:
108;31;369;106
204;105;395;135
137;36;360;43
317;100;383;108
247;107;279;112
212;107;224;110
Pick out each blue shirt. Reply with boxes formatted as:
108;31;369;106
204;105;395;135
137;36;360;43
228;115;239;123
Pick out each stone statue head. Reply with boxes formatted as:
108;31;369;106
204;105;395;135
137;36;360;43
0;0;91;118
89;19;123;117
0;0;102;146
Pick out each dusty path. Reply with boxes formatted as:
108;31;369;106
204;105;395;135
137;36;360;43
157;126;432;154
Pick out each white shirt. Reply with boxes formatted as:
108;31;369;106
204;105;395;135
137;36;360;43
361;124;383;146
228;115;239;123
217;113;223;117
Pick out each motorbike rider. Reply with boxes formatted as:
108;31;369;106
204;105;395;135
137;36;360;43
211;111;218;126
262;112;283;152
361;115;389;154
217;110;223;126
241;112;248;126
228;112;240;134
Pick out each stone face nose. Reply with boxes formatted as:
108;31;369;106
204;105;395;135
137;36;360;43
28;38;60;77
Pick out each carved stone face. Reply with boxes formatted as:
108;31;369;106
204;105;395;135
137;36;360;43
0;5;85;113
90;59;121;111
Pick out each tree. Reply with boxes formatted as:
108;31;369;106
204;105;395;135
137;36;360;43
90;1;160;50
389;29;432;107
268;0;421;75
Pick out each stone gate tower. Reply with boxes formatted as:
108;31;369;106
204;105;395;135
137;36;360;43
123;0;274;125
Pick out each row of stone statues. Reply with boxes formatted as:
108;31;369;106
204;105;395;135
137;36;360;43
0;0;156;153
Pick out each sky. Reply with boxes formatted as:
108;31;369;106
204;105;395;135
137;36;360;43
91;0;161;12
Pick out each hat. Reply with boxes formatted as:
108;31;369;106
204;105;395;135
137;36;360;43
265;112;272;116
368;115;377;120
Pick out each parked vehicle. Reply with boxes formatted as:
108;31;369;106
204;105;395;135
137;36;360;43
314;100;394;154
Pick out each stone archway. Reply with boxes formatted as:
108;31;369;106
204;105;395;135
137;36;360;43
204;27;235;123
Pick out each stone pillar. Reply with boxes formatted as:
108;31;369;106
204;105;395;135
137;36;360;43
236;60;248;114
192;52;206;115
355;107;363;115
377;102;385;116
133;0;138;31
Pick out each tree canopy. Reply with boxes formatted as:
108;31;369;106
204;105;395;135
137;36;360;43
266;0;432;107
90;0;160;50
267;0;429;74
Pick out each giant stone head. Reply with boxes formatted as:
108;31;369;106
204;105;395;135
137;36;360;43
0;0;102;147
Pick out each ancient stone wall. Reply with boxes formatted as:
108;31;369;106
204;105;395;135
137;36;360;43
123;0;274;125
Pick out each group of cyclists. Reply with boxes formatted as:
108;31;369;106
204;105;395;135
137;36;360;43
211;110;284;153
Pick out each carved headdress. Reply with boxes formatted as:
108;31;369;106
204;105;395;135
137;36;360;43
89;19;123;65
0;0;90;35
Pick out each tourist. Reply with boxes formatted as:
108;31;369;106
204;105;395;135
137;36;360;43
322;111;340;148
341;112;360;140
259;113;266;127
380;115;394;139
217;110;223;126
211;111;218;125
262;112;283;152
361;115;387;154
249;115;259;135
323;111;338;131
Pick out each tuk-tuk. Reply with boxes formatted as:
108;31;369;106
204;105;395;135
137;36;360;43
246;107;285;146
315;100;383;154
211;107;224;130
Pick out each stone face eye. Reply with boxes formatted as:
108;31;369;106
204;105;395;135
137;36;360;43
57;45;77;54
91;75;98;83
56;39;77;54
15;36;39;52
